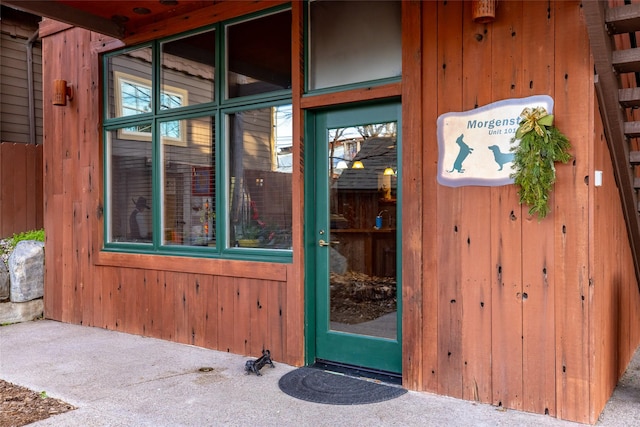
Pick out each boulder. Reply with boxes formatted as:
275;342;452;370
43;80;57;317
0;262;9;301
0;298;43;324
9;240;45;303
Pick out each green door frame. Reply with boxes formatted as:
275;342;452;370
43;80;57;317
303;101;402;374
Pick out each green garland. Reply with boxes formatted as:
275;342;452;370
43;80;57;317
510;107;571;219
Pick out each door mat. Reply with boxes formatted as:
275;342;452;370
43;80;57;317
278;366;407;405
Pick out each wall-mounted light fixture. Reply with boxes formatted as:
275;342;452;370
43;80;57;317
383;167;395;176
352;160;364;169
472;0;496;24
53;79;73;106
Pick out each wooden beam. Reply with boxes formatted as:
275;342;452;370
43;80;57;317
612;48;640;74
584;0;640;292
619;87;640;108
606;3;640;35
624;121;640;138
630;151;640;164
2;0;124;38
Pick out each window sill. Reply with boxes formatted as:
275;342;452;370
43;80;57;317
95;250;288;281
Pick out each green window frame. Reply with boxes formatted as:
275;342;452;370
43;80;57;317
102;6;293;263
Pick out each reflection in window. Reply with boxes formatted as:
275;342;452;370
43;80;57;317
308;0;401;90
226;9;292;99
161;29;215;107
107;47;152;119
107;128;153;243
104;8;292;258
115;72;187;143
121;80;151;116
228;105;292;249
161;116;216;247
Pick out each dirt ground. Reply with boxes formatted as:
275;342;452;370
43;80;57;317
0;380;74;427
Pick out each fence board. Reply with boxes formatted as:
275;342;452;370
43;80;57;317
0;143;42;237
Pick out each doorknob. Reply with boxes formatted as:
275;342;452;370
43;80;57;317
318;239;340;247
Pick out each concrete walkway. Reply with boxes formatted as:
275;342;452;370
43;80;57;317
0;320;638;426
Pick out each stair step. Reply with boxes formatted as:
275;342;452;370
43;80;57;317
612;48;640;74
634;177;640;189
620;88;640;108
624;121;640;137
606;3;640;34
631;151;640;164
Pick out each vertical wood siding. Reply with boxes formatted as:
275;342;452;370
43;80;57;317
413;1;640;424
40;1;640;425
41;5;302;367
0;143;43;237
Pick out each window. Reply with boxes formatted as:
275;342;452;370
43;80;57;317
228;105;292;249
104;8;292;260
308;0;401;91
226;10;292;99
115;72;187;144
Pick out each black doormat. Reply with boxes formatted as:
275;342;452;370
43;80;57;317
278;366;407;405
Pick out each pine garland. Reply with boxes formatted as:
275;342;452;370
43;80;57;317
510;107;571;219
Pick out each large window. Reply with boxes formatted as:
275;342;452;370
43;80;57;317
308;0;401;91
103;7;292;260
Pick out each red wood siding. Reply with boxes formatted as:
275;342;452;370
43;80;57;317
411;1;640;424
0;142;43;237
39;1;640;424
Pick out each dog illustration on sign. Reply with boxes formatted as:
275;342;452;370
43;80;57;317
447;134;474;173
487;145;515;171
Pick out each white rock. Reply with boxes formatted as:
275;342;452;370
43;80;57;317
9;240;45;303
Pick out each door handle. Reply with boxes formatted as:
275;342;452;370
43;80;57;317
318;239;340;247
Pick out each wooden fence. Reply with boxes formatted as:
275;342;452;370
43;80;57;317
0;142;43;237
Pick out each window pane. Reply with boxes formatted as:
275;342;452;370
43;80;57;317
226;9;292;99
161;29;215;108
309;0;401;90
107;127;153;243
107;47;153;118
228;105;292;249
161;116;216;247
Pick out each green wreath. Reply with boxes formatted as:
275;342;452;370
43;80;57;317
510;107;572;219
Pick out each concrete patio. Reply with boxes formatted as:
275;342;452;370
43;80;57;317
0;320;638;426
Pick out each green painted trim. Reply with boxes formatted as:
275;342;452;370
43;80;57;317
303;108;317;365
101;14;292;262
304;76;402;98
303;101;403;373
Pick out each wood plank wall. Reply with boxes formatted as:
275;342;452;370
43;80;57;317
413;1;640;424
591;94;640;421
0;143;43;237
39;1;640;424
40;5;304;369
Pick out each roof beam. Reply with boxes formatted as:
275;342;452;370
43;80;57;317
2;0;124;38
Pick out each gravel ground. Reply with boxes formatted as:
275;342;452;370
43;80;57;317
0;379;75;427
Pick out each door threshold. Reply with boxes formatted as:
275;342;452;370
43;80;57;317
312;360;402;386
